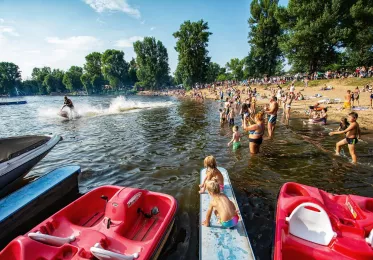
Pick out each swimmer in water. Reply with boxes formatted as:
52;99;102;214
228;125;241;150
329;112;361;164
202;178;239;228
199;156;224;194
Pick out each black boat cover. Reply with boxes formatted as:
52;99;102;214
0;136;50;163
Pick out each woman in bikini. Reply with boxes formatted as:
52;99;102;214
243;112;265;154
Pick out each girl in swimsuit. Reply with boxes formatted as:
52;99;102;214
199;156;224;194
243;112;265;154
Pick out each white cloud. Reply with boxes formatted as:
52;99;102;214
45;36;101;50
0;26;20;37
114;36;143;48
0;18;4;23
150;27;155;31
83;0;141;19
140;20;145;25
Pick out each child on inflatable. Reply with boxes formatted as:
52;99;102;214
199;156;224;194
202;178;239;228
227;125;241;150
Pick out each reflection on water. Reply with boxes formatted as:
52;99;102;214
1;96;373;259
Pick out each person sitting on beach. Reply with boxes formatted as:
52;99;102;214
228;125;241;150
243;112;265;154
199;156;224;194
343;90;352;109
219;109;226;124
265;96;279;138
329;112;361;164
202;178;239;228
338;117;350;131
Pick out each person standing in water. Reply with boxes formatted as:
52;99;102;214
265;96;279;138
329;112;361;164
243;112;265;154
285;93;294;123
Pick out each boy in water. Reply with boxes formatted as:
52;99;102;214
219;109;226;124
329;112;361;164
228;103;235;125
199;156;224;194
202;178;239;228
227;125;241;150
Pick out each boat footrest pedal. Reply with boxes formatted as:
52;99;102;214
28;231;75;246
90;243;139;260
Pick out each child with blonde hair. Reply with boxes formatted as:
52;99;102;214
202;178;239;228
199;156;224;194
227;125;241;150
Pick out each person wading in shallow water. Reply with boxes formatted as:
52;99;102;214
265;96;279;138
329;112;361;164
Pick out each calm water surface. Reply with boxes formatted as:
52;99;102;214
1;96;373;260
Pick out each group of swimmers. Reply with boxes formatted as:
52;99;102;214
216;84;362;164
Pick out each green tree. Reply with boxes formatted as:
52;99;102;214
20;79;39;95
344;0;373;66
248;0;283;76
63;66;83;92
80;73;93;94
31;67;51;94
173;20;212;88
133;37;170;90
83;52;104;93
101;49;129;90
128;58;138;86
226;58;244;80
206;62;221;83
276;0;347;72
0;62;22;95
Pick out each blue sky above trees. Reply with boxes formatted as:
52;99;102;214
0;0;288;78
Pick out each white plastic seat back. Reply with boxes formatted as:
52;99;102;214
285;202;336;246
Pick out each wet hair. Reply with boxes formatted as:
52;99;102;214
255;111;264;121
206;178;220;195
341;117;349;125
349;112;358;119
204;155;217;169
219;109;222;112
232;125;238;132
322;108;328;112
272;96;277;101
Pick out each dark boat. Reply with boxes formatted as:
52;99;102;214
0;165;81;249
0;135;62;197
0;101;27;105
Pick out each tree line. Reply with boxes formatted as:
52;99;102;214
1;0;372;95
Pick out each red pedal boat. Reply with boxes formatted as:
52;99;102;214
274;182;373;260
0;185;177;260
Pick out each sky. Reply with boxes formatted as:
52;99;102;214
0;0;289;79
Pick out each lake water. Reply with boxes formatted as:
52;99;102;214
1;96;373;259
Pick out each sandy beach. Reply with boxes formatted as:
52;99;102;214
190;78;373;133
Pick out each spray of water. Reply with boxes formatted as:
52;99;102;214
37;96;174;119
